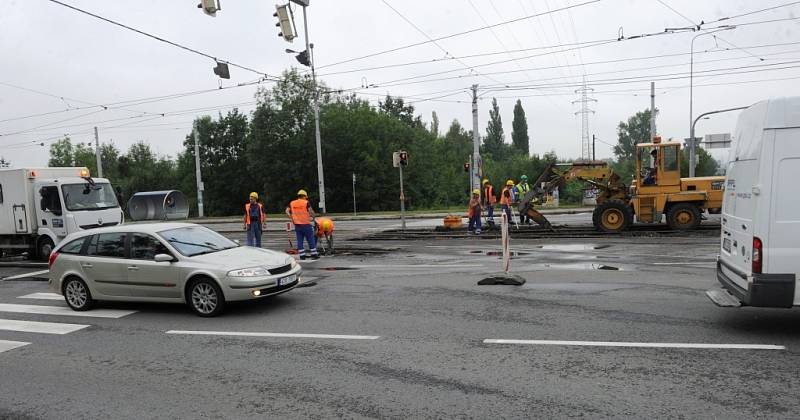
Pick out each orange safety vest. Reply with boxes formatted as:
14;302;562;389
500;186;512;205
244;202;265;225
289;199;312;225
484;185;497;204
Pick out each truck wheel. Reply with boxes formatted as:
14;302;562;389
592;199;633;233
667;203;701;230
37;237;55;261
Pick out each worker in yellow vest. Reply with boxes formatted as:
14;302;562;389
285;189;319;259
243;192;265;247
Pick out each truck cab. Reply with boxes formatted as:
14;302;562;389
0;167;123;259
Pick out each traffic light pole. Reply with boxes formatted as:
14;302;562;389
302;5;326;213
399;164;406;232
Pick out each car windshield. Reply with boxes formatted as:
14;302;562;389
157;225;238;257
62;182;119;211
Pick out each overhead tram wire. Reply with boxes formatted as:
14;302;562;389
380;0;507;86
316;0;604;70
47;0;279;81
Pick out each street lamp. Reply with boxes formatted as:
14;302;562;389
688;25;736;177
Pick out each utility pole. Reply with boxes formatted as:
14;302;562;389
471;84;481;192
93;126;103;178
299;4;327;214
399;163;405;231
193;123;204;218
573;78;597;160
650;82;657;141
352;173;357;216
592;134;596;161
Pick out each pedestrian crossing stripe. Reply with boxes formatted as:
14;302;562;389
0;339;30;354
18;293;63;300
0;303;136;318
0;318;89;334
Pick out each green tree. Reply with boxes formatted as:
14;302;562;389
430;111;439;137
613;109;654;182
73;143;97;174
48;137;74;166
680;147;720;177
511;99;529;155
483;98;506;160
379;95;421;128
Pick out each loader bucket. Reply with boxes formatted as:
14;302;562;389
525;206;554;231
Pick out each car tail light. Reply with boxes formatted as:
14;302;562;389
752;237;762;274
48;252;59;269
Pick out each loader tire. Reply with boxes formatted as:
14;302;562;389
666;203;701;230
592;199;633;233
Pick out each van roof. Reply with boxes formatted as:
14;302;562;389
731;97;800;161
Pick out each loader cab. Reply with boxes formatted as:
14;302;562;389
635;141;681;189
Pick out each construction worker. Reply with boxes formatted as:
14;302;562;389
243;192;266;247
467;189;482;235
482;179;496;227
315;216;335;254
500;180;514;224
515;175;532;224
285;189;319;260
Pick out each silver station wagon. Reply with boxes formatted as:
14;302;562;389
48;223;301;316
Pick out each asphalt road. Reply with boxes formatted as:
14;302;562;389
2;214;797;419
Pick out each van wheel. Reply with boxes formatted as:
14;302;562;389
667;203;701;230
188;278;225;317
592;199;633;233
63;277;95;311
37;237;55;261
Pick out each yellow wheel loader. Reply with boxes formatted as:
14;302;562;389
520;139;725;233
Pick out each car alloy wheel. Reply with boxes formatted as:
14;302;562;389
64;278;94;311
190;279;225;317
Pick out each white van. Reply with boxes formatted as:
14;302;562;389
708;97;800;308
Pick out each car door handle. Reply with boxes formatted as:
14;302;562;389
81;263;93;269
127;266;139;271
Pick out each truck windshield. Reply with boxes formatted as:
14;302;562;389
62;182;119;211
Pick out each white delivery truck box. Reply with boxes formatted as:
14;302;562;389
0;167;123;260
711;97;800;308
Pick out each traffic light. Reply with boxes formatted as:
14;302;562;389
197;0;219;17
294;50;310;67
463;162;471;172
274;4;296;42
399;151;408;166
213;61;230;79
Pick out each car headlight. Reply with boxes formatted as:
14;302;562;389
287;257;298;269
227;267;269;277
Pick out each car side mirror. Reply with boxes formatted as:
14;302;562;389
154;254;174;263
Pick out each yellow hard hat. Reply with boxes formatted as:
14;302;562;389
506;180;514;186
249;192;258;199
472;189;480;195
297;189;308;197
482;179;489;185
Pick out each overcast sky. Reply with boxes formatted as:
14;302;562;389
2;0;800;168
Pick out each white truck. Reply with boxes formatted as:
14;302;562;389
0;167;123;260
707;97;800;308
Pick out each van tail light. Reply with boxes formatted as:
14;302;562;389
752;237;762;274
48;252;59;269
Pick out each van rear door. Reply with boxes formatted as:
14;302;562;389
720;157;759;290
768;128;800;305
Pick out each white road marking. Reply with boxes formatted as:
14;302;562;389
0;303;136;319
18;292;63;300
0;339;30;354
483;339;785;350
650;262;714;266
166;330;380;340
348;264;483;269
0;318;89;334
1;270;50;281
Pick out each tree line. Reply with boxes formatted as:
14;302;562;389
47;70;720;217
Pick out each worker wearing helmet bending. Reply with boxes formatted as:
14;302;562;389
467;189;483;235
482;179;496;227
286;189;319;259
243;192;265;247
515;175;532;225
500;180;515;224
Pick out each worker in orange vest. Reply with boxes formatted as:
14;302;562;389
482;179;497;227
500;180;514;224
285;189;319;259
243;192;266;247
467;189;483;235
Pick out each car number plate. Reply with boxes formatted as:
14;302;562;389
279;274;296;286
723;238;731;253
